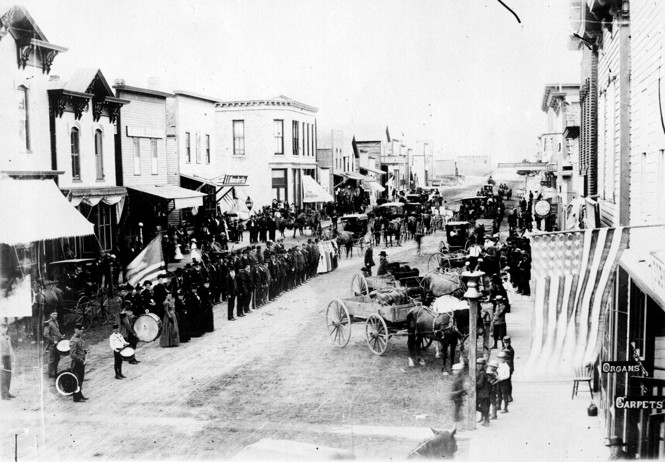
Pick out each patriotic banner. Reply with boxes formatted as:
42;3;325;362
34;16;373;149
126;235;165;287
525;227;629;377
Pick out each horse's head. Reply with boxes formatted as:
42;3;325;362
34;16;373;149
408;428;457;459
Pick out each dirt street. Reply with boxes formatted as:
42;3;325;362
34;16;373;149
1;174;521;460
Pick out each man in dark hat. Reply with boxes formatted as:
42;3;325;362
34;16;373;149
606;436;630;459
364;240;375;276
141;280;157;316
376;250;389;276
226;263;238;321
118;306;140;364
69;324;88;402
109;323;129;379
476;357;490;426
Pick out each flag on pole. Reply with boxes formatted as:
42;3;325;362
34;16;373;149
386;126;391;142
351;136;360;159
126;234;166;287
525;227;629;377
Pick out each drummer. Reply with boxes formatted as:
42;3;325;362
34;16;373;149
118;305;140;365
44;310;66;378
109;324;129;379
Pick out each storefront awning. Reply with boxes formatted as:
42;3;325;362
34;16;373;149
359;166;387;176
127;184;206;210
362;180;385;193
620;248;665;311
302;175;334;202
63;186;127;206
0;179;94;245
343;171;371;181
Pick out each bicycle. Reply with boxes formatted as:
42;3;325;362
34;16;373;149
75;285;120;329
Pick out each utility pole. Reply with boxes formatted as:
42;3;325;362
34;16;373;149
463;270;484;430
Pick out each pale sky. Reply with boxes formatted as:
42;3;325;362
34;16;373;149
3;0;580;162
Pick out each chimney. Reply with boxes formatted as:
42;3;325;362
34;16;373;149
114;78;126;87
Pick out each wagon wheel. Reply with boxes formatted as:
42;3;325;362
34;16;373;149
419;337;433;350
365;314;389;355
326;299;351;348
75;296;93;330
351;273;369;296
427;253;445;273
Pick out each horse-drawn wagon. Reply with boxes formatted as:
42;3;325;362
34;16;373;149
325;290;424;355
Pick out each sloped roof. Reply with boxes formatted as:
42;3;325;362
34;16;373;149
1;5;48;42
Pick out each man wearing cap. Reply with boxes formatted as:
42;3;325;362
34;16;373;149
476;357;491;426
69;325;88;402
487;359;500;420
109;324;129;379
496;352;511;413
0;323;15;400
376;251;389;276
118;306;140;364
44;310;66;378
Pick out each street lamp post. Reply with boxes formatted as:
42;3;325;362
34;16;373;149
463;269;485;431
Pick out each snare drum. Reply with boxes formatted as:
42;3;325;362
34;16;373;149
119;346;136;361
56;339;70;355
55;370;79;396
134;313;162;342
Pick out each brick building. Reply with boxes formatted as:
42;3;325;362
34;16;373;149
215;96;318;209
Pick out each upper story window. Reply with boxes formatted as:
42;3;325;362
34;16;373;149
233;120;245;156
292;121;299;156
195;133;201;164
151;139;158;175
70;127;81;180
133;138;141;175
185;132;191;163
95;129;104;180
206;134;211;163
17;86;30;151
274;120;284;155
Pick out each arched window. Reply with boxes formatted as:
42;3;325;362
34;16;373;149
17;86;30;150
95;129;104;179
71;127;81;180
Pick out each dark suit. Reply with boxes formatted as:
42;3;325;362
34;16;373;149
376;258;389;276
364;248;375;276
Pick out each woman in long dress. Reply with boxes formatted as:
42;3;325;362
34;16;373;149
160;293;180;347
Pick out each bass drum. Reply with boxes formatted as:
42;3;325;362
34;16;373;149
56;339;70;355
55;370;79;396
134;313;162;342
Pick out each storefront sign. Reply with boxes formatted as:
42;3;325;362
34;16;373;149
602;361;641;373
614;396;665;410
222;175;248;186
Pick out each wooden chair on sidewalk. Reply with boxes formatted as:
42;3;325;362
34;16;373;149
572;364;594;399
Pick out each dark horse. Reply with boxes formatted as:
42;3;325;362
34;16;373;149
407;300;464;374
407;428;458;459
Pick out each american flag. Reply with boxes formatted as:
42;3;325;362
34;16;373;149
525;227;629;376
126;234;166;287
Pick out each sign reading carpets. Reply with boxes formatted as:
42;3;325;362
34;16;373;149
525;227;629;376
125;235;165;286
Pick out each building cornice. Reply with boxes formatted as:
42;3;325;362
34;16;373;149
216;97;318;114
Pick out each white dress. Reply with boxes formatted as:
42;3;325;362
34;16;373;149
190;242;201;261
173;244;184;261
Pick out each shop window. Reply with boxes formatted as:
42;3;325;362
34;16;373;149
71;127;81;180
272;169;287;201
233;120;245;156
206;134;211;163
95;129;104;179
